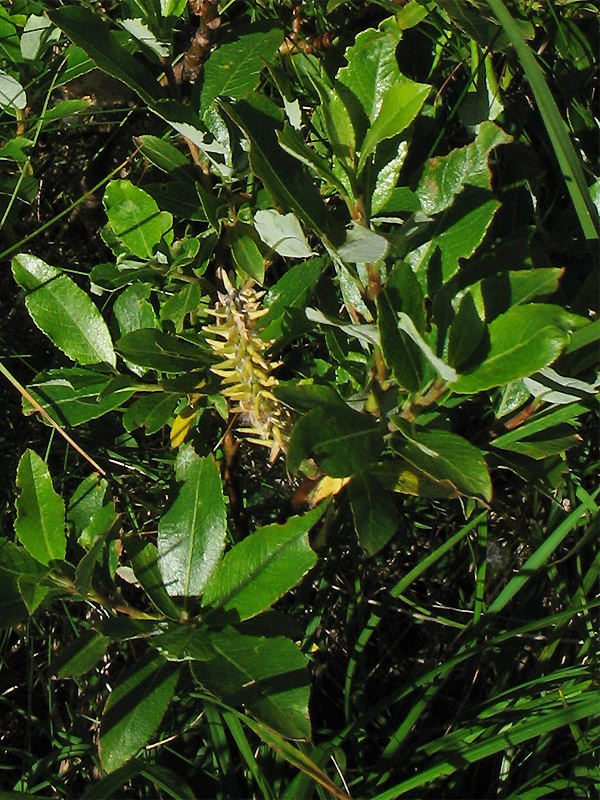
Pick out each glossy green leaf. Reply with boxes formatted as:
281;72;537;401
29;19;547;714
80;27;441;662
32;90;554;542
467;268;564;323
12;255;116;367
67;474;110;536
192;628;311;739
14;450;66;566
288;405;384;477
348;473;399;555
135;134;190;173
407;189;500;285
202;505;325;620
200;26;282;114
358;80;430;171
126;537;183;620
492;424;581;460
392;426;492;501
158;455;227;597
23;368;135;426
50;630;110;678
116;329;209;371
230;234;265;284
100;651;180;772
453;305;578;394
104;181;172;259
337;19;403;141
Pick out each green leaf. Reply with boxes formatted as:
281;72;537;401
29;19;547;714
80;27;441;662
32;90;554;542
348;473;399;555
0;69;26;112
100;651;180;772
219;97;344;246
288;405;384;477
12;255;116;367
158;455;227;597
104;181;172;259
126;537;183;620
202;505;325;620
377;262;426;393
14;450;66;566
0;539;49;627
337;19;403;141
262;257;325;342
20;14;59;60
358;80;430;171
254;209;313;260
199;26;282;114
491;424;581;460
50;630;110;678
192;628;311;739
407;188;500;285
277;122;349;198
391;427;492;501
116;329;209;371
122;392;180;434
416;121;512;215
453;305;577;394
337;222;389;264
114;282;159;336
68;474;110;536
48;6;165;106
396;312;457;383
230;234;265;285
135;134;191;173
151;625;215;661
23;368;135;426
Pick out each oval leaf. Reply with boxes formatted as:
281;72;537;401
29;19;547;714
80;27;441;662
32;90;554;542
100;652;180;772
12;255;116;366
453;304;577;394
202;505;325;620
104;180;173;258
158;455;227;597
14;449;66;565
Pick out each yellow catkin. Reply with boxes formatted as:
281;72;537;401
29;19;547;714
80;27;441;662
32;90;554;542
205;270;289;461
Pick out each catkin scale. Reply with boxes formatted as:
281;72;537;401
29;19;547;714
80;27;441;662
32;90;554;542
205;272;288;461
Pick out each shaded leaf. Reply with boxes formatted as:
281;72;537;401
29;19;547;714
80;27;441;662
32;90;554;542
100;652;180;772
104;181;172;259
126;537;184;620
50;630;110;678
288;405;384;477
192;628;311;740
348;472;399;555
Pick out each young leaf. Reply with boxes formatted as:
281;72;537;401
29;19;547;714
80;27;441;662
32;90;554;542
12;255;116;367
14;450;66;566
100;651;180;772
288;405;384;477
202;505;326;620
158;455;227;597
192;628;311;740
358;80;430;171
453;305;579;394
104;181;173;259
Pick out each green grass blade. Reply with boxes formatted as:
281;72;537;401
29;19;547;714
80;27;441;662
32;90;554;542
483;0;599;240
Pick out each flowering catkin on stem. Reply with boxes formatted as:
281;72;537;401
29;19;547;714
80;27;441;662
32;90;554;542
205;270;289;462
